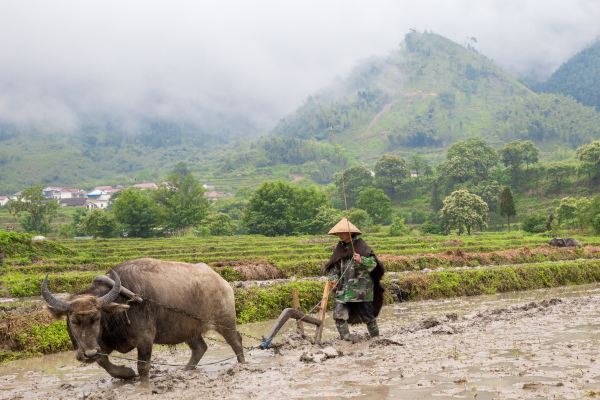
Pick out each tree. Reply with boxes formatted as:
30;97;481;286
79;209;118;238
243;181;327;236
203;212;235;236
154;172;209;231
389;216;408;236
440;189;488;235
499;187;516;231
439;139;499;188
500;140;539;184
8;185;58;234
471;180;502;213
576;141;600;180
305;206;343;235
334;165;373;207
522;214;547;233
545;162;577;188
374;154;408;198
357;188;392;224
113;188;161;237
347;208;371;230
555;196;592;230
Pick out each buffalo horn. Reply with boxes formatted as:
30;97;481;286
41;274;70;312
99;271;121;305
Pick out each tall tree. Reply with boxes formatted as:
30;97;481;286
500;140;539;184
439;139;499;188
576;141;600;181
79;209;118;238
334;165;373;208
499;187;516;231
8;185;58;234
243;181;326;236
440;189;488;235
113;188;161;237
357;188;392;224
374;154;408;198
155;172;209;231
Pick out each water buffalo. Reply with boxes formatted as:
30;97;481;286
42;258;245;380
548;238;582;247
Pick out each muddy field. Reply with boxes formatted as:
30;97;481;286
3;284;600;399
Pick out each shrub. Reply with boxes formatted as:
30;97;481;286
389;216;408;236
522;214;547;233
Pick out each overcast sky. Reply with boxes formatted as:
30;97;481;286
1;0;599;133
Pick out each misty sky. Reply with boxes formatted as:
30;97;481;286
1;0;599;134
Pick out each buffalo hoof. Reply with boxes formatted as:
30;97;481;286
112;366;137;380
184;365;197;371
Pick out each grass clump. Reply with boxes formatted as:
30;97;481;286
16;320;72;355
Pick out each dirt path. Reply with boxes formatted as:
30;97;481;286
3;284;600;399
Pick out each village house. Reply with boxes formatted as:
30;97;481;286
132;182;159;190
85;190;112;209
43;186;87;200
0;196;8;207
94;185;122;195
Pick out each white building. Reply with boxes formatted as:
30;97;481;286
43;186;87;200
0;196;8;207
85;190;112;209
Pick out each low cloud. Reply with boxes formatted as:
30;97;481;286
0;0;599;134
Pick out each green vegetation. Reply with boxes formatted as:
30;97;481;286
440;190;488;235
0;231;73;261
540;39;600;110
7;186;59;234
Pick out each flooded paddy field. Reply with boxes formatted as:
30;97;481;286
3;283;600;399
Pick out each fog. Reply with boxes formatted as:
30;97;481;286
0;0;599;134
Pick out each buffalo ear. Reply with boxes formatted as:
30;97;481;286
45;305;68;319
101;303;130;314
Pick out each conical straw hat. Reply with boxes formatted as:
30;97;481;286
328;217;362;235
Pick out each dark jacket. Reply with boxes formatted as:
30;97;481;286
324;238;385;323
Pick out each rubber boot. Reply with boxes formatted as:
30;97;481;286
335;319;351;340
336;320;360;343
367;320;379;338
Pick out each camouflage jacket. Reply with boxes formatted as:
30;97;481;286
328;255;377;303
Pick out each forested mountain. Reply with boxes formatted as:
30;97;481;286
539;39;600;110
2;31;600;194
0;113;258;193
271;32;600;159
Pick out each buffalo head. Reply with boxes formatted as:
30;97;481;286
41;272;129;363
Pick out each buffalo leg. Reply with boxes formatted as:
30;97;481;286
96;355;136;380
220;327;245;363
185;336;208;370
136;341;153;381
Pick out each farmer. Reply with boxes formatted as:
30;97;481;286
324;217;385;341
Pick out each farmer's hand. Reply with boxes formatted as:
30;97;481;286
353;253;362;264
329;280;337;288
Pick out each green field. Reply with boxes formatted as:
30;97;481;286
2;231;600;362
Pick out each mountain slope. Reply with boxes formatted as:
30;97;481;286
539;39;600;110
272;32;600;160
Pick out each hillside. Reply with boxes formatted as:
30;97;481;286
539;39;600;110
270;32;600;162
0;115;257;194
3;32;600;194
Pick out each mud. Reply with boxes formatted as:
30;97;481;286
3;284;600;399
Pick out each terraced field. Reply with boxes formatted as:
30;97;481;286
2;231;600;362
